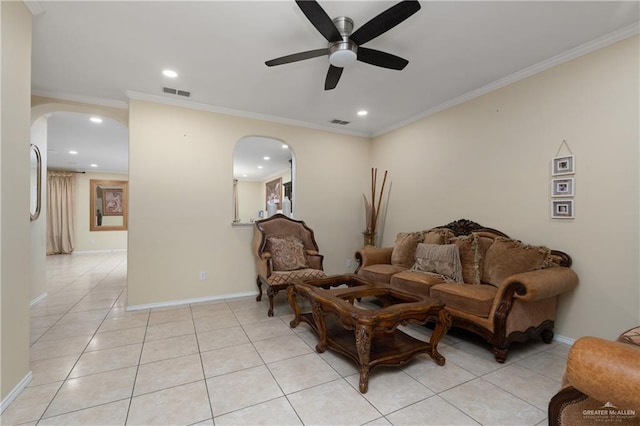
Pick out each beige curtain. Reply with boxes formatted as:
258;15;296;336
47;171;76;254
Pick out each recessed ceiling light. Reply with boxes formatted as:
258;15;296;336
68;150;78;155
263;156;270;160
90;117;103;123
357;110;368;116
90;164;98;168
257;165;263;169
242;174;248;178
162;69;178;78
282;144;288;149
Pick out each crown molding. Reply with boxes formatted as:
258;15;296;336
124;91;370;139
373;23;640;138
24;1;45;16
31;90;129;109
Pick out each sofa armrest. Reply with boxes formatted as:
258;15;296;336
565;336;640;411
501;267;578;302
354;246;394;271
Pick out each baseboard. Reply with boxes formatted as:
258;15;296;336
553;334;576;346
73;249;127;254
0;372;32;414
30;292;47;308
126;291;258;311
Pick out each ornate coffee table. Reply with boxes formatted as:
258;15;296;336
287;275;451;393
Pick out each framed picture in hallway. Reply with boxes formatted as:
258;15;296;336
102;189;124;216
265;177;282;210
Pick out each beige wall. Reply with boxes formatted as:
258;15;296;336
373;35;640;340
30;116;47;303
128;100;371;306
1;0;32;403
74;172;128;252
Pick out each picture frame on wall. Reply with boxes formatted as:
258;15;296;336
265;177;282;210
551;178;574;197
551;199;574;219
552;155;575;176
102;189;124;216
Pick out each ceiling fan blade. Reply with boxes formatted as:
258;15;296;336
324;65;343;90
350;0;421;46
357;47;408;70
295;0;342;43
265;49;328;66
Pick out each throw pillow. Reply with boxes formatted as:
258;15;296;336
267;235;309;271
410;243;463;283
450;234;484;285
391;232;424;267
422;228;454;245
482;237;553;286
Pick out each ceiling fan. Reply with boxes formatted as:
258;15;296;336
265;0;421;90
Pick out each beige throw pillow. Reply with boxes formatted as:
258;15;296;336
267;235;309;271
391;232;424;267
410;243;463;283
482;237;553;286
450;234;483;284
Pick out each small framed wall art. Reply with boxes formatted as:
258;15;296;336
551;200;574;219
551;178;574;197
551;155;575;176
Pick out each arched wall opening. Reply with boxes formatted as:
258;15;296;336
232;135;296;225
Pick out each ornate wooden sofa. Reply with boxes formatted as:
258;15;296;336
355;219;579;362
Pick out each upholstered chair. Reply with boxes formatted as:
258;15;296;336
252;214;326;316
548;326;640;425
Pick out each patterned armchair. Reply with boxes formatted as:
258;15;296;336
252;214;326;316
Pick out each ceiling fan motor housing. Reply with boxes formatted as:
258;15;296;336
329;16;357;67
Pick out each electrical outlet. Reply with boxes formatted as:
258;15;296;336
346;259;354;268
199;271;206;280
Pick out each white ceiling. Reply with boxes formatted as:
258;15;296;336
32;1;639;173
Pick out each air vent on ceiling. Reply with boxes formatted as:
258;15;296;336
162;87;191;98
329;119;350;125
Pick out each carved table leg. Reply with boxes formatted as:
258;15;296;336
256;277;262;302
266;286;278;317
287;285;300;328
355;324;372;393
428;308;451;366
312;302;327;353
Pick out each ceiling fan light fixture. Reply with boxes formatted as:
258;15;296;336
329;41;358;67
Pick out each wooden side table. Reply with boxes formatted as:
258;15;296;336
288;277;451;393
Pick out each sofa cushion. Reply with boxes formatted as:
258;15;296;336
267;235;309;271
450;234;484;284
391;232;424;268
482;237;553;286
409;243;463;283
358;264;407;284
430;283;498;318
390;271;446;296
267;268;326;285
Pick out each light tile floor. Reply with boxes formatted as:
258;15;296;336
1;252;571;425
